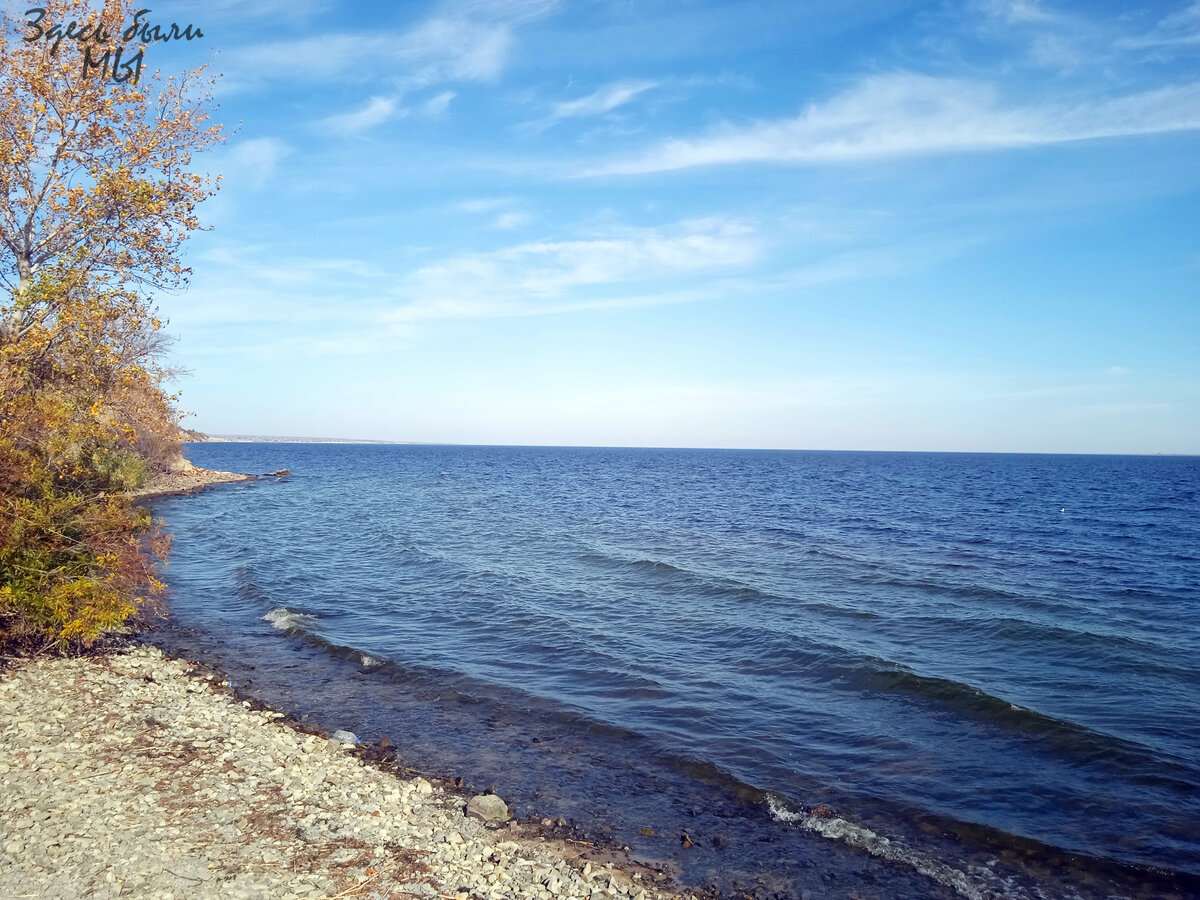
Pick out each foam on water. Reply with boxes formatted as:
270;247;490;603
262;607;317;633
766;795;1025;900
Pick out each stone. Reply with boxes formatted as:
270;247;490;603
466;794;510;824
0;644;696;900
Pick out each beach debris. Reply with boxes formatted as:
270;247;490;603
466;793;510;824
332;729;359;745
680;833;693;848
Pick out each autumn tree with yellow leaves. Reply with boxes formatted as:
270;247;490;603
0;0;221;650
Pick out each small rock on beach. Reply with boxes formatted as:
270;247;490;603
0;645;693;900
467;793;511;824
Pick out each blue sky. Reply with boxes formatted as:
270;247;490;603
145;0;1198;452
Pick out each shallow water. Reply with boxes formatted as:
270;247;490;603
149;444;1200;899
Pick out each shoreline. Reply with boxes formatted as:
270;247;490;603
0;642;698;900
10;460;698;899
128;467;261;503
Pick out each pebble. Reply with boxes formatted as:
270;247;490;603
0;645;694;900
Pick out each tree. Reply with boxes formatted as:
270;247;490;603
0;0;220;348
0;0;221;651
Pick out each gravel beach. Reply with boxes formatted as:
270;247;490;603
0;645;697;900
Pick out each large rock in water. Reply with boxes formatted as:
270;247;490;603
465;794;509;824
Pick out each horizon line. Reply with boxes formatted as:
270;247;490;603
186;437;1198;457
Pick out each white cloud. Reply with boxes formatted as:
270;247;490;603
551;80;658;119
403;17;511;83
454;196;531;227
421;90;457;117
226;138;292;185
388;218;760;322
196;245;385;291
457;197;516;213
232;1;557;89
1121;2;1200;49
582;73;1200;175
318;96;405;134
973;0;1060;25
169;0;329;20
244;27;503;85
492;211;532;229
450;0;561;23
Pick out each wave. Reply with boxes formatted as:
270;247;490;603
767;794;1004;900
577;541;1091;626
262;607;317;634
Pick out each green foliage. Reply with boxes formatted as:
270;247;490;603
0;279;172;653
0;421;168;652
89;447;151;493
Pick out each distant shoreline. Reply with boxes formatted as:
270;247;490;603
183;438;1195;455
191;436;405;444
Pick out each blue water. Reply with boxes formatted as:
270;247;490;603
150;444;1200;899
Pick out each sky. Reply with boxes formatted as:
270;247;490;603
119;1;1200;451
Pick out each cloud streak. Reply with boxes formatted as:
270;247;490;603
388;219;760;322
318;96;406;134
233;1;559;89
551;80;658;119
581;73;1200;175
225;138;293;186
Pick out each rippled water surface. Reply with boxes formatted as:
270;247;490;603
150;445;1200;899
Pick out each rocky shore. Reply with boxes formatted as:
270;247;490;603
0;645;697;900
127;467;258;502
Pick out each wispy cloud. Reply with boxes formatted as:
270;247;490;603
232;1;558;89
197;246;385;289
551;80;658;119
168;0;330;20
965;0;1127;72
318;96;406;134
457;197;517;213
455;196;531;229
491;211;532;229
972;0;1060;26
225;138;293;186
582;73;1200;175
169;248;396;350
449;0;561;25
422;90;457;117
388;218;760;322
236;28;505;86
1122;1;1200;49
